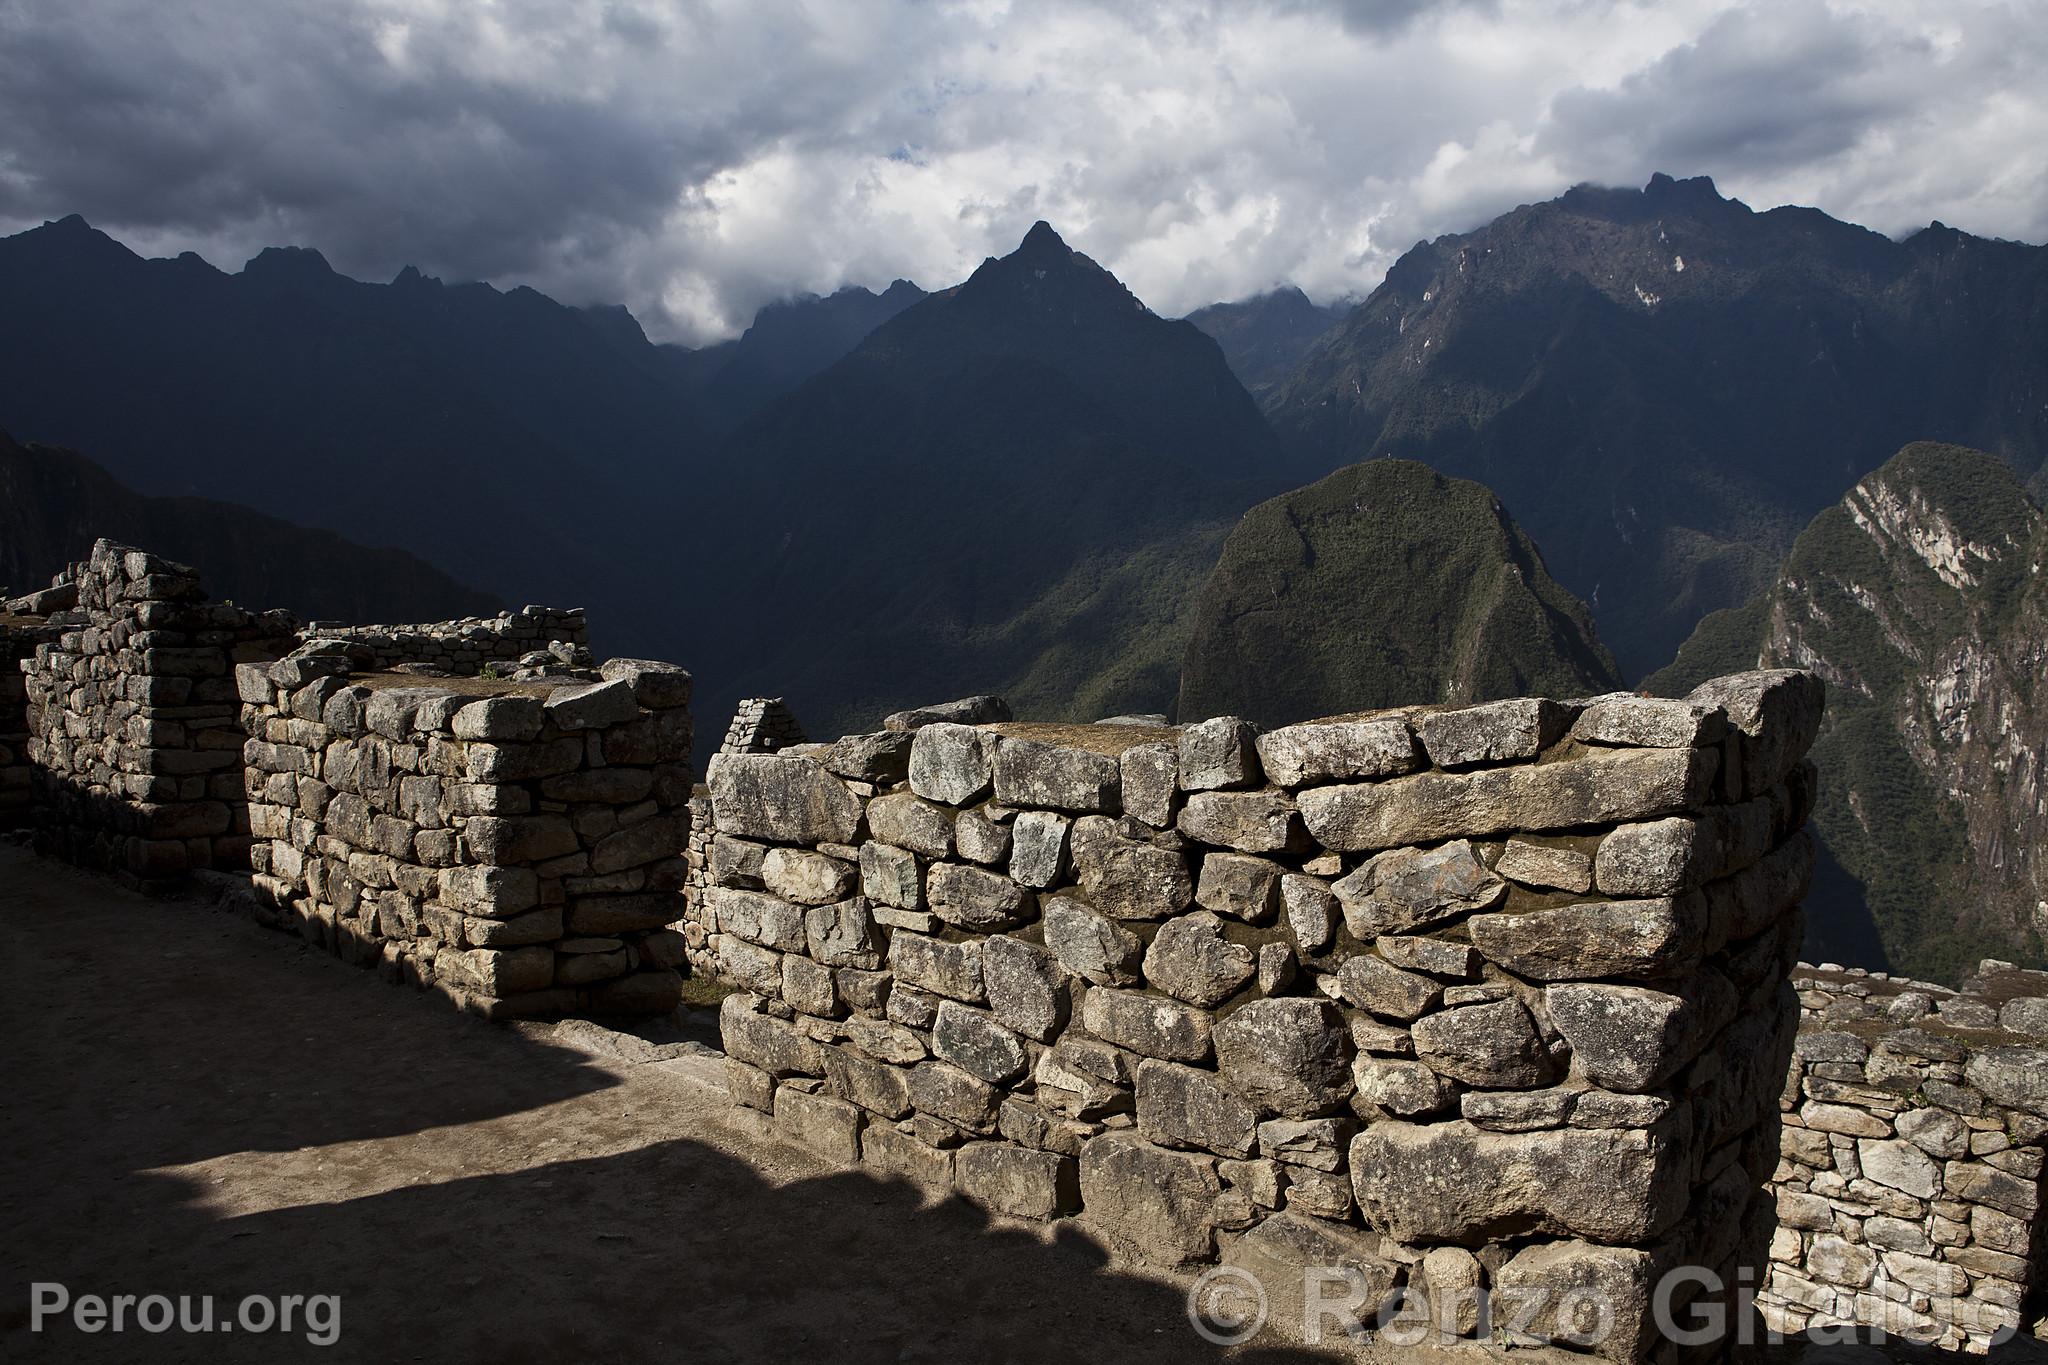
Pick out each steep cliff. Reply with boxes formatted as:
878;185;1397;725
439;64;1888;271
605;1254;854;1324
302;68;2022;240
1651;442;2048;981
1178;458;1621;726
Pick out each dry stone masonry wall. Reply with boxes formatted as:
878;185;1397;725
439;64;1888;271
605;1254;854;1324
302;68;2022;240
1;609;61;828
236;646;696;1018
299;605;589;677
20;541;295;886
705;670;1826;1360
1764;961;2048;1350
718;696;806;755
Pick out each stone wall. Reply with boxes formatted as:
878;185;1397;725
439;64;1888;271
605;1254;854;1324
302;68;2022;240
704;670;1825;1359
236;646;695;1018
1763;961;2048;1350
298;605;588;676
20;541;296;886
718;696;806;755
1;611;59;828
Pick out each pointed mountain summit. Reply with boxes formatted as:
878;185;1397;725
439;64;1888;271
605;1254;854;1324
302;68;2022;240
1186;286;1349;398
688;222;1293;732
1264;172;2048;680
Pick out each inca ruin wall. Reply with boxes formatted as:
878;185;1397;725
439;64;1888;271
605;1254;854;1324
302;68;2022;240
1762;961;2048;1351
234;647;695;1019
298;604;589;676
699;672;1827;1358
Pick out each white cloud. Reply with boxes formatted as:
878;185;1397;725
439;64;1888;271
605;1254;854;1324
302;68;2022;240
0;0;2041;343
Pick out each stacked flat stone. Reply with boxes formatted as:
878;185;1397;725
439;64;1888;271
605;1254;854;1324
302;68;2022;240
297;605;588;677
719;697;806;755
1;610;63;829
706;671;1824;1361
236;650;696;1019
681;787;720;977
20;541;295;885
1761;960;2048;1352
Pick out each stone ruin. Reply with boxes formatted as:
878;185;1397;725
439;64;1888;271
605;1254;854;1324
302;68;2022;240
697;674;1826;1358
1762;960;2048;1351
8;537;2046;1358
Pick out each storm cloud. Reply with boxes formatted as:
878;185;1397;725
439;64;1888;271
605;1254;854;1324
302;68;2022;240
1;0;2041;342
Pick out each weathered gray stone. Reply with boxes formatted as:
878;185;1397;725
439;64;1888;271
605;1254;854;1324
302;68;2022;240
992;737;1121;812
1283;1166;1354;1220
776;1086;864;1163
1119;741;1179;827
1417;698;1571;767
1461;1085;1579;1132
1178;716;1260;791
932;1000;1028;1084
437;864;540;919
822;1045;913;1117
1572;694;1725;749
906;1059;1000;1130
906;722;994;805
1495;839;1594;893
1350;1118;1690;1243
1594;817;1716;896
1469;894;1707;980
886;695;1011;732
820;730;915;784
711;834;768;888
463;814;578;863
1494;1240;1660;1358
715;935;783;994
1333;840;1505;938
709;887;807;950
1078;1133;1222;1267
708;753;863;845
953;804;1012;865
1033;1045;1134;1120
761;847;857;905
1081;986;1214;1062
1375;935;1477;977
1351;1056;1450;1117
887;931;984;1002
1411;999;1555;1088
926;862;1031;931
1420;1245;1485;1339
1857;1138;1941;1198
1337;955;1441;1021
1221;1213;1401;1342
857;841;922;910
1254;717;1421;787
721;994;826;1076
451;694;546;742
1257;941;1296;996
1998;997;2048;1038
861;1124;955;1191
865;793;953;859
981;935;1068;1041
1143;911;1256;1007
1279;874;1337;952
1213;998;1351;1116
1136;1059;1260;1157
1176;790;1305;854
1041;895;1143;986
1008;809;1069;887
1896;1107;1969;1160
1070;817;1192;920
1193;852;1283;924
1965;1046;2048;1117
805;898;883;969
1302;746;1717;851
1545;975;1735;1091
955;1143;1077;1220
848;1017;928;1065
542;677;639;731
781;953;837;1016
1686;670;1824;797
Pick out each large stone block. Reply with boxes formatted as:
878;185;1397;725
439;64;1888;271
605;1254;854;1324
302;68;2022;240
1686;669;1824;798
1221;1212;1402;1344
1301;747;1716;852
720;994;826;1077
906;722;994;805
1410;999;1554;1088
710;887;807;950
1545;974;1736;1091
932;1000;1028;1084
887;931;984;1002
1176;790;1305;854
955;1143;1078;1220
1078;1133;1222;1267
1494;1240;1661;1361
1070;817;1191;920
708;753;863;845
1333;839;1505;937
776;1086;864;1164
865;792;954;858
1350;1117;1691;1244
992;737;1121;813
981;935;1068;1040
1194;852;1283;923
1253;717;1421;787
1469;893;1708;981
1212;997;1351;1117
1416;698;1572;768
1178;716;1260;792
1081;986;1214;1062
1041;895;1143;986
1143;911;1256;1007
1136;1059;1259;1158
761;847;857;905
926;861;1031;931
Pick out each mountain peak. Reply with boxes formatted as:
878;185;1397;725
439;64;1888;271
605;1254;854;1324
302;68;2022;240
243;245;336;280
1016;220;1070;257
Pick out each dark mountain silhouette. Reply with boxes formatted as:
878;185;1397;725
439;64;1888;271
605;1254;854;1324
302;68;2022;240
678;280;927;429
1178;458;1620;727
1185;286;1347;399
1;430;496;623
1649;442;2048;983
688;221;1300;734
1263;174;2048;681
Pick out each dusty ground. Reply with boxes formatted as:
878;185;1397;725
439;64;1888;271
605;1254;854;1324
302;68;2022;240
1;844;2040;1364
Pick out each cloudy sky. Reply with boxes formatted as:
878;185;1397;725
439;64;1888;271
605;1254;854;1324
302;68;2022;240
2;0;2042;343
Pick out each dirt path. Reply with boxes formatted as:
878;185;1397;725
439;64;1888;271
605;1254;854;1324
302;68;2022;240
0;846;2034;1364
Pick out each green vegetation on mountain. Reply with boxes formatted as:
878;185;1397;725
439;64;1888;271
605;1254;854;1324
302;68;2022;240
1650;442;2048;982
1178;458;1621;726
1266;174;2048;682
